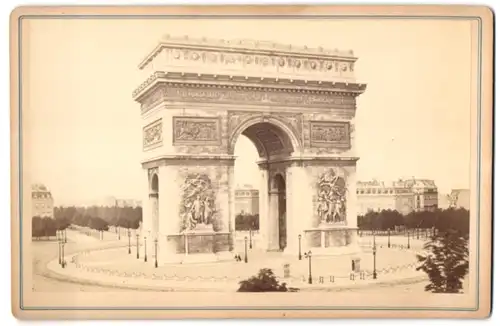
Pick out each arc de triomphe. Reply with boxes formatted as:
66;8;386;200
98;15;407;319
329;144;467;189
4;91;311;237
133;35;367;264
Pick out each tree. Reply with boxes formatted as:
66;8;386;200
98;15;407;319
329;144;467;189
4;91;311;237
237;268;296;292
32;216;44;239
416;230;469;293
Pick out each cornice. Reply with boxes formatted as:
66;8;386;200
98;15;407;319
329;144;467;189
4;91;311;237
133;71;367;101
256;156;360;168
138;35;357;70
142;154;237;169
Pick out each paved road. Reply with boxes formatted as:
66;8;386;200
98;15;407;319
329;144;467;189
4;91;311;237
32;229;448;294
31;229;129;292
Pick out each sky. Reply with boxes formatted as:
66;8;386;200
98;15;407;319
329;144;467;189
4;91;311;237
22;18;474;206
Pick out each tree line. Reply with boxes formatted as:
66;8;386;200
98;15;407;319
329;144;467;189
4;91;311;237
54;205;143;229
357;207;470;235
32;216;71;239
32;205;143;238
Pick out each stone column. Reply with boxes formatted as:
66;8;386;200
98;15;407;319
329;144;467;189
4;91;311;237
226;164;236;235
258;166;269;250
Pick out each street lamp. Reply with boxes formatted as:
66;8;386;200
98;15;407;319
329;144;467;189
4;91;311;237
64;229;67;243
244;236;248;263
58;238;62;265
128;229;131;254
407;230;411;249
136;234;140;259
61;240;66;268
372;232;377;279
154;238;158;268
118;226;121;240
298;234;302;260
144;237;148;262
249;228;253;249
387;228;391;248
304;250;313;284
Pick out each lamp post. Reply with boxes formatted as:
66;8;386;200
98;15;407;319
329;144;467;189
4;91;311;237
64;229;67;243
144;237;147;262
372;232;377;279
58;238;62;265
136;234;140;259
244;236;248;263
304;250;312;284
298;234;302;260
249;228;253;249
387;228;391;248
128;229;131;254
154;238;158;268
407;230;411;249
118;226;121;240
61;240;66;268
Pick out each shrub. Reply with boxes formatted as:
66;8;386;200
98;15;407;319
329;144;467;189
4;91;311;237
237;268;297;292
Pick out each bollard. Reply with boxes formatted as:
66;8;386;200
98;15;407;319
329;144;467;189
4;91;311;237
330;276;335;283
283;263;290;278
319;276;324;284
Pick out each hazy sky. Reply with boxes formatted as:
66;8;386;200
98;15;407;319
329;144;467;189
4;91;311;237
23;18;474;206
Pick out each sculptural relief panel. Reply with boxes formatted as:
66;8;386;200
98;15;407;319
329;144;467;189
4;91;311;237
179;173;218;232
309;121;351;149
143;119;163;150
309;167;349;227
176;165;228;233
173;116;221;145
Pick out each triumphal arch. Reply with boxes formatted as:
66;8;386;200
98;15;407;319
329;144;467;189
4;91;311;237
133;35;367;264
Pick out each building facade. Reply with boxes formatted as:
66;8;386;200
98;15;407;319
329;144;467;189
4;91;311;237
31;184;54;218
235;185;259;215
448;189;470;210
356;178;438;215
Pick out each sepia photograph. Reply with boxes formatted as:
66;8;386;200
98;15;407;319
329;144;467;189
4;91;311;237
10;5;493;319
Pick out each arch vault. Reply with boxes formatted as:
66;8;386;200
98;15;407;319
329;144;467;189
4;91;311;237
133;35;367;264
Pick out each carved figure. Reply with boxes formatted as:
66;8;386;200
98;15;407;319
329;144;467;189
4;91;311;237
180;173;217;231
317;169;347;223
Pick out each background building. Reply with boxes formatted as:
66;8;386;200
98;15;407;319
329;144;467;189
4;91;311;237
448;189;470;210
31;183;54;218
356;178;438;215
235;184;259;215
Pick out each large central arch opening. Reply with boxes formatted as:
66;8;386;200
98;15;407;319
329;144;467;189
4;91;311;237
233;120;297;252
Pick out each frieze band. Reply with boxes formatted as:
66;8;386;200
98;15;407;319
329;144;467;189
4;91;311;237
165;87;355;109
173;116;221;145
